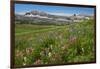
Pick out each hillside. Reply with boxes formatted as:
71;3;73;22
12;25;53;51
15;10;93;25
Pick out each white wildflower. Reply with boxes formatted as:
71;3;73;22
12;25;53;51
24;57;27;62
48;52;52;57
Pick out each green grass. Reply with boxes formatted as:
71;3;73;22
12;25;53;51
15;19;95;66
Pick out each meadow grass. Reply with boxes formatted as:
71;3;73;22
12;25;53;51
15;19;95;66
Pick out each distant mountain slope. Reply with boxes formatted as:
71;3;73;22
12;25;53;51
15;10;93;25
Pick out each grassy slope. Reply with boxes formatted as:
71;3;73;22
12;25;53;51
15;25;66;36
15;19;95;66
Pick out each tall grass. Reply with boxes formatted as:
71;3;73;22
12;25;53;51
15;19;95;66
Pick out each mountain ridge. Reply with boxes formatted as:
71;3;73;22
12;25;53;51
15;10;93;25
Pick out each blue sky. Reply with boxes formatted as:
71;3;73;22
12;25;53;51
15;4;94;15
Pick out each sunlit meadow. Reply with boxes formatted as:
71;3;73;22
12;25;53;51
15;19;95;66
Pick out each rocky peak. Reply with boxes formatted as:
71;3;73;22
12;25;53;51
25;10;48;16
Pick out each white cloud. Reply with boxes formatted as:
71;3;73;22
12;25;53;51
15;12;26;15
48;12;73;16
